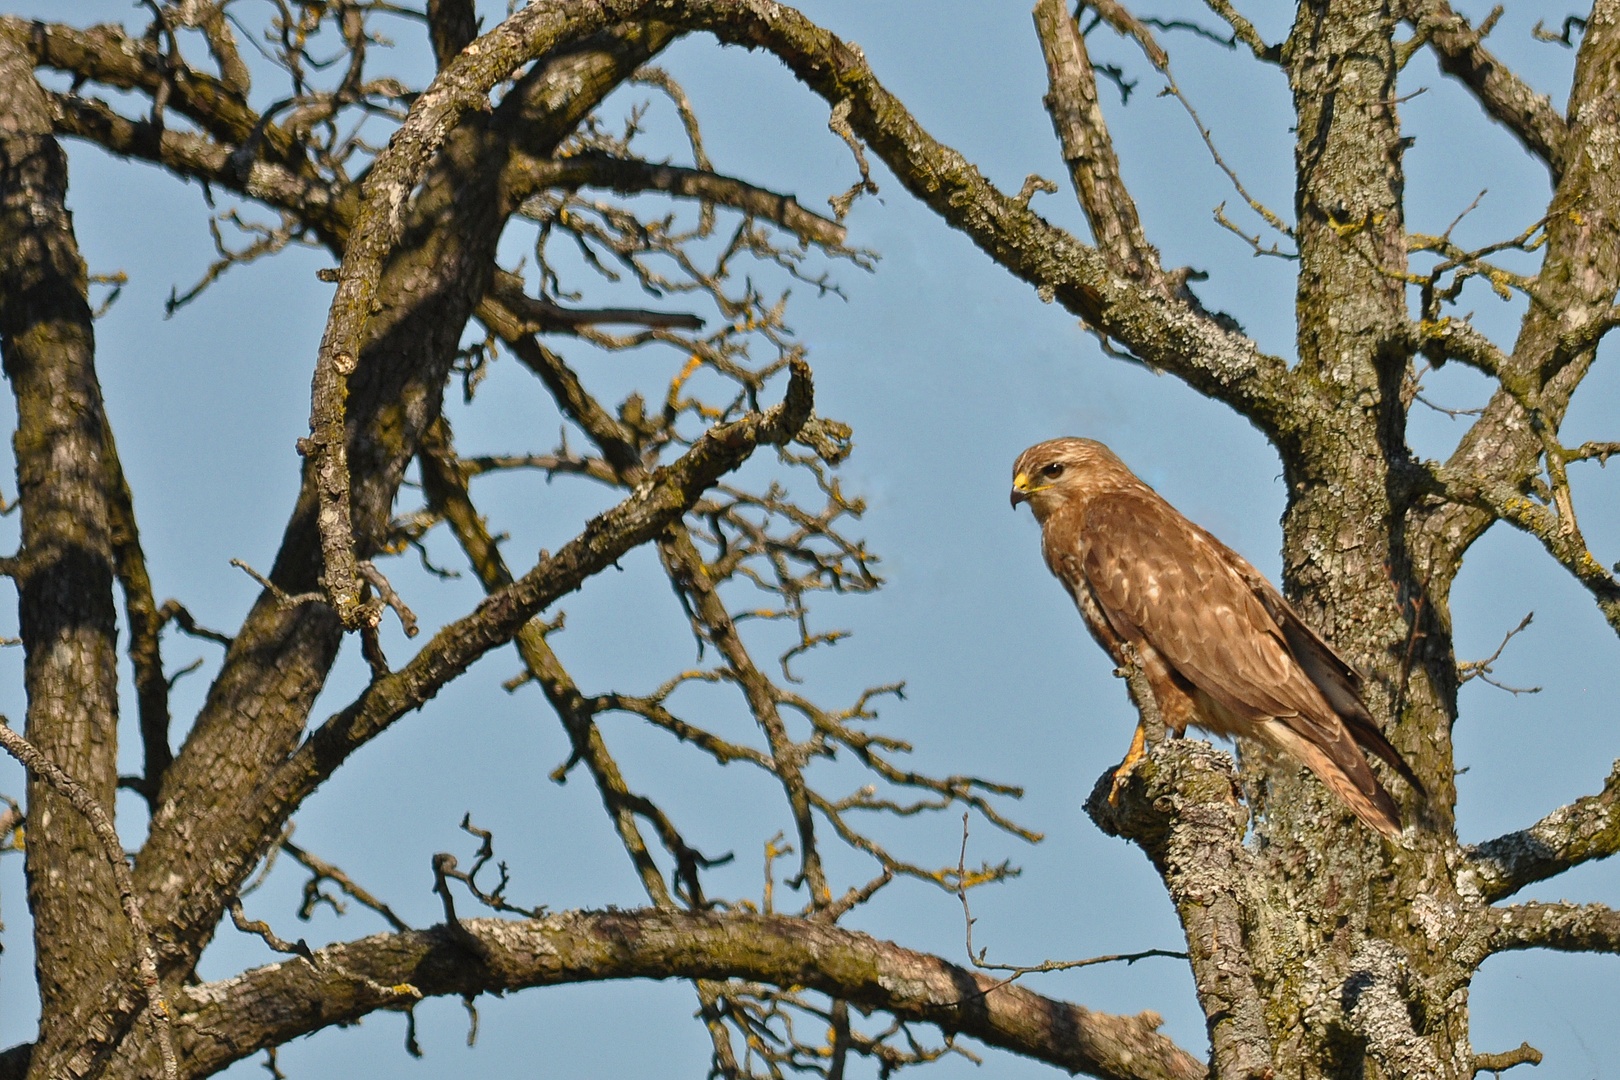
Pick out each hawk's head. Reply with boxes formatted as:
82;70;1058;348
1010;437;1126;522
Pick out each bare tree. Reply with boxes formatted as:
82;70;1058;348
0;2;1613;1080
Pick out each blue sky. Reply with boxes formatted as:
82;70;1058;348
0;1;1615;1076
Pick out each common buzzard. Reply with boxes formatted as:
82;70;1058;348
1011;437;1422;838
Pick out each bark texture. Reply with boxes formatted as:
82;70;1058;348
0;27;129;1077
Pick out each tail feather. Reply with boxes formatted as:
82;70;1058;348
1340;711;1427;800
1261;720;1403;840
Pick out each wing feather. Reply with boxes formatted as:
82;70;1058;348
1079;491;1335;731
1208;535;1427;798
1076;489;1410;833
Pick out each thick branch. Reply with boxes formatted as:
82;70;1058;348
0;26;132;1073
0;721;175;1080
1404;0;1568;178
1433;462;1620;636
656;0;1296;437
1461;757;1620;902
1483;901;1620;955
132;18;676;986
1420;1;1620;595
170;910;1205;1080
1472;1042;1543;1076
1033;0;1161;283
45;91;353;248
307;3;640;628
14;18;299;165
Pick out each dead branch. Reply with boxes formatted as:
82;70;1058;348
1473;1041;1543;1075
647;0;1299;438
229;898;315;963
1443;466;1620;634
157;599;235;648
1034;0;1162;283
1198;0;1279;61
281;838;412;933
1457;612;1541;695
956;814;1185;983
506;150;847;249
151;361;817;969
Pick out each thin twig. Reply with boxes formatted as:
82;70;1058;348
230;558;328;609
282;837;412;932
356;559;420;637
954;814;1184;989
229;896;316;962
1457;612;1541;695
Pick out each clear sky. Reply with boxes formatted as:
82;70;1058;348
0;1;1615;1077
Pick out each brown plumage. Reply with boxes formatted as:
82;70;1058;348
1010;437;1423;839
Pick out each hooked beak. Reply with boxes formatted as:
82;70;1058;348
1010;471;1032;509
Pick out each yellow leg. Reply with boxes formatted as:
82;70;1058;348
1108;720;1148;805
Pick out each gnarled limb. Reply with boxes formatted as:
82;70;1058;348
1415;0;1620;616
655;0;1298;439
132;19;677;981
1461;758;1620;903
150;361;814;1004
166;910;1206;1080
1403;0;1568;179
306;3;648;628
1432;462;1620;636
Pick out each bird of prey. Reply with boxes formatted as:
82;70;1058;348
1010;437;1423;839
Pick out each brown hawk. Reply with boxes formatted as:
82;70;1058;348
1010;437;1423;838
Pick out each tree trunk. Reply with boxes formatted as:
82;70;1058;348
0;29;128;1078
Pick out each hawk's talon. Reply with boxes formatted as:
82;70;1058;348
1108;721;1149;805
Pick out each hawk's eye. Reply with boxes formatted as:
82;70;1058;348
1041;462;1065;479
